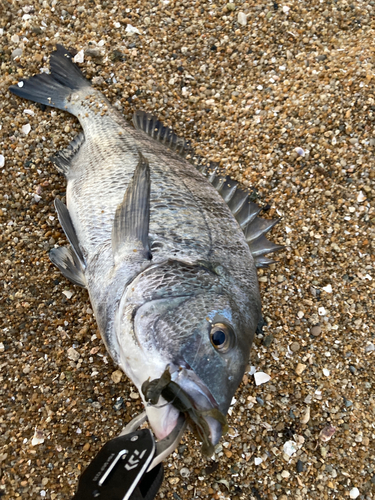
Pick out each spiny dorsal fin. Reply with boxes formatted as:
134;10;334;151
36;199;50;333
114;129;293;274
133;110;192;156
198;165;283;267
54;198;85;266
50;132;85;175
49;246;86;287
112;152;152;259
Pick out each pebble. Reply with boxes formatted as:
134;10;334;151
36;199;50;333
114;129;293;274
296;460;304;473
168;477;180;485
113;397;124;411
290;341;300;352
111;370;123;383
262;334;274;347
67;347;80;362
349;488;360;499
237;12;247;26
11;48;23;60
295;363;306;375
311;325;322;337
365;343;375;353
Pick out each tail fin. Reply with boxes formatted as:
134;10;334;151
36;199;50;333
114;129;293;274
9;45;90;111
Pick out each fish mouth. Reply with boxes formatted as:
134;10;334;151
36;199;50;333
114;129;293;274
173;367;224;447
143;367;225;453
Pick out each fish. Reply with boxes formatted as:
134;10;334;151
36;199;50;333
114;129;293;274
9;45;283;453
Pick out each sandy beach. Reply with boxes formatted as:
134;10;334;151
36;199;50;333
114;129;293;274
0;1;374;499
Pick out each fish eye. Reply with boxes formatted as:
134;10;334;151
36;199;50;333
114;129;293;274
210;323;234;353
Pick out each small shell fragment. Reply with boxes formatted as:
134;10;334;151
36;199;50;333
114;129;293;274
357;191;366;202
294;147;305;156
62;290;73;299
319;424;336;442
254;372;271;385
318;307;326;316
31;428;45;446
283;440;298;457
125;24;141;35
73;49;84;63
0;155;4;168
21;124;31;135
322;284;332;293
300;406;310;424
323;368;330;377
254;457;263;465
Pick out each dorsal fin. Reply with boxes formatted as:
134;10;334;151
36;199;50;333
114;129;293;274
134;111;283;267
50;132;85;175
54;198;86;266
198;165;283;267
133;110;192;156
49;246;86;287
112;152;152;260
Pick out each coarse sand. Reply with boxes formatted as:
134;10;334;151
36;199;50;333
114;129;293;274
0;1;374;499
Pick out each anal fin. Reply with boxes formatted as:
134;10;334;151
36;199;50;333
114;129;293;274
50;132;85;175
49;246;86;287
54;198;85;266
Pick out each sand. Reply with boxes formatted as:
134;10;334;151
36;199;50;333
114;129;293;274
0;1;374;499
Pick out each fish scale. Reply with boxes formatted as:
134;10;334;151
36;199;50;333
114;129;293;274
10;45;283;452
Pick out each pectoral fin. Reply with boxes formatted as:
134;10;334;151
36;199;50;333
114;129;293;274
112;153;152;260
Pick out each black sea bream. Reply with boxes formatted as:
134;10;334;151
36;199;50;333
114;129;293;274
10;45;282;451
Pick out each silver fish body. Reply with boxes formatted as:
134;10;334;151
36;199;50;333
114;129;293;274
10;46;282;447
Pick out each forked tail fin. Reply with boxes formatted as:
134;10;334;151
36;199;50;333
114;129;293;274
9;45;91;111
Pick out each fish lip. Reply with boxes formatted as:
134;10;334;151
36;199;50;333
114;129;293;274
170;366;223;446
172;365;218;408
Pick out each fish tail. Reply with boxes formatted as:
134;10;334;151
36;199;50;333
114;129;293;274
9;45;90;112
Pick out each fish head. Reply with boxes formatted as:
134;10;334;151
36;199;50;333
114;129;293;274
123;261;261;449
